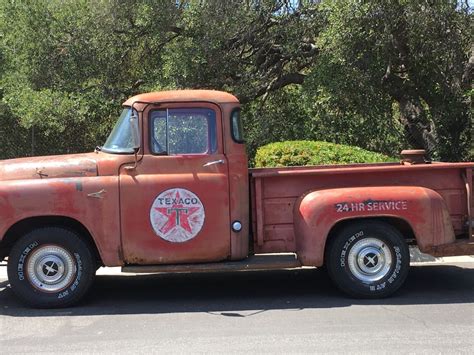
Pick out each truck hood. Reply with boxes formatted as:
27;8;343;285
0;153;98;181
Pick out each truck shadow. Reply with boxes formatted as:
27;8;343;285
0;264;473;317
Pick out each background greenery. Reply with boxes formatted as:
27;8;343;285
255;140;395;167
0;0;472;163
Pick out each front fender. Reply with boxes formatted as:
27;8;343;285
0;176;121;265
293;186;455;266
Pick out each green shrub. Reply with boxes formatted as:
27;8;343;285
254;140;396;167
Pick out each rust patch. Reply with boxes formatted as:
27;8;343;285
35;168;48;179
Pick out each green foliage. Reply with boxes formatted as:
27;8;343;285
0;0;471;162
243;84;405;164
254;140;396;168
0;0;180;158
313;0;472;161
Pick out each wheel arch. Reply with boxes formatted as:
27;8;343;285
0;216;103;266
327;216;416;245
324;216;416;264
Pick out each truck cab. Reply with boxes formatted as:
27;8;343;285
110;90;250;264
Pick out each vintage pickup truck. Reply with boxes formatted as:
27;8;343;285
0;90;473;308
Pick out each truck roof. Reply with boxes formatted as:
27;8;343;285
123;90;240;107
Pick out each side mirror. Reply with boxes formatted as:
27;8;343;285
130;112;140;151
125;112;140;171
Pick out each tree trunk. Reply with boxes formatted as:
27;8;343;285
396;97;438;158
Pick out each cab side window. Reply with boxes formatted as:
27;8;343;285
150;108;217;155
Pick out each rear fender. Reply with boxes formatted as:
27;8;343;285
293;186;455;266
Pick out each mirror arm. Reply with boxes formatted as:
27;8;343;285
124;100;160;171
124;148;140;171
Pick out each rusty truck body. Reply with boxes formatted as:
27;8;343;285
0;90;473;308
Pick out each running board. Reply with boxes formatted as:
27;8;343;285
122;254;302;274
425;240;474;257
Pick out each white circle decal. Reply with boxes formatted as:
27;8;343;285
150;188;205;243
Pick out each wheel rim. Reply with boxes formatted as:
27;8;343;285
347;238;392;283
26;245;76;292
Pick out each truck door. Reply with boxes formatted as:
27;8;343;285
119;103;231;265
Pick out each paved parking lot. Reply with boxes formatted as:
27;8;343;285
0;261;473;354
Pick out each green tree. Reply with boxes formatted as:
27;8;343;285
313;0;472;160
0;0;181;155
0;0;471;162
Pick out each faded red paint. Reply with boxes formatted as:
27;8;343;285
0;90;473;270
0;153;98;181
294;186;455;265
250;163;474;264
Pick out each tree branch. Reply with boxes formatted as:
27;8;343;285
239;72;306;104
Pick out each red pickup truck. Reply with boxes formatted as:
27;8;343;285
0;90;473;308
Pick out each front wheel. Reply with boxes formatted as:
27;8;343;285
326;220;409;298
7;227;96;308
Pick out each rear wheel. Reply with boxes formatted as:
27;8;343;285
7;227;96;308
326;220;409;298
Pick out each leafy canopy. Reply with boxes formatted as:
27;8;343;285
0;0;471;161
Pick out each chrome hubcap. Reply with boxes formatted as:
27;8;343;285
348;238;392;283
26;245;76;292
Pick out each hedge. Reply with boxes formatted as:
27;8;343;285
254;140;396;167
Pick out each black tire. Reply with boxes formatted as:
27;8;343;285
325;220;409;298
7;227;96;308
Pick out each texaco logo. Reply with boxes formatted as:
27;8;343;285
150;188;205;243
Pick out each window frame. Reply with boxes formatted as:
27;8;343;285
230;108;245;144
148;107;218;156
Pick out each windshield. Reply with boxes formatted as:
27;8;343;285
102;107;138;154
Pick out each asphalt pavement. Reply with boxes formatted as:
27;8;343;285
0;260;473;354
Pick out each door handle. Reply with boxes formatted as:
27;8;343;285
203;159;225;167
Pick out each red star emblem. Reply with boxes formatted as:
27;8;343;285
154;191;201;235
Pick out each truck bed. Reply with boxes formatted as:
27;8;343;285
250;161;474;254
